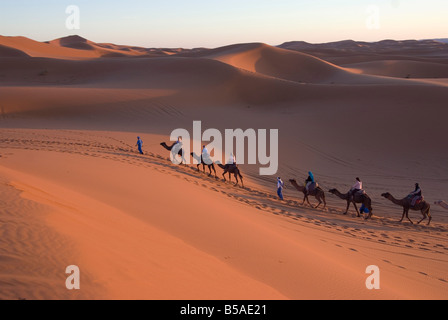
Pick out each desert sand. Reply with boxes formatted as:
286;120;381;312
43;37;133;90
1;36;447;300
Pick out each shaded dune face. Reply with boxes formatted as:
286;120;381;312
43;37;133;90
197;42;347;83
0;44;30;58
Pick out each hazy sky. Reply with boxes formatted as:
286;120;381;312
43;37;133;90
0;0;447;48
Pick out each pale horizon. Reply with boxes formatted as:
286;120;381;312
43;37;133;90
3;32;448;50
1;0;447;48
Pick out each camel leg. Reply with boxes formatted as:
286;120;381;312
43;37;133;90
314;196;321;209
344;201;350;215
302;195;307;206
405;210;414;224
352;202;360;217
210;165;216;178
306;196;313;208
222;172;227;182
417;208;431;225
417;215;426;225
234;173;239;186
366;208;373;220
399;208;406;222
180;151;187;165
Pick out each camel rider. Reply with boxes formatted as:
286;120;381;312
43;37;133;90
349;177;363;201
305;171;315;194
408;183;422;207
228;153;236;166
172;136;183;160
202;145;212;165
202;145;208;156
174;136;182;151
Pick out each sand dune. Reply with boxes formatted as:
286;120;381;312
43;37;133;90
191;42;383;84
0;35;171;59
343;60;448;78
0;44;30;58
279;39;448;60
0;35;102;59
0;35;200;60
1;129;447;300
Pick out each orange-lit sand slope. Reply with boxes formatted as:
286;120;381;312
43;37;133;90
1;130;447;300
1;36;447;299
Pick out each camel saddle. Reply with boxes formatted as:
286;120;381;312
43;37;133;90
308;182;319;192
412;196;424;207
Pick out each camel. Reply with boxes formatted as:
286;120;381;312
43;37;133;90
160;142;186;165
381;192;432;225
435;200;448;210
190;152;217;178
289;179;326;209
329;188;373;218
217;164;244;187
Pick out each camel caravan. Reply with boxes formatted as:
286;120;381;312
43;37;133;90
158;138;434;226
160;139;244;188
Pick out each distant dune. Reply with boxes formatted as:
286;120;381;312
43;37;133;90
0;44;30;58
343;60;448;78
0;35;196;59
